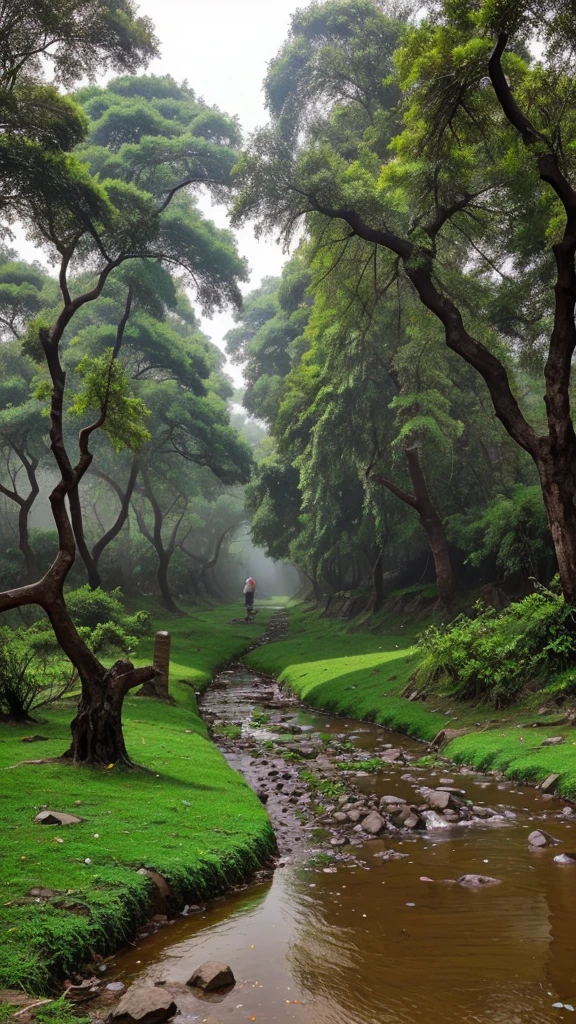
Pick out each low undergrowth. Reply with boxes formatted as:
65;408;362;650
0;604;275;995
415;582;576;707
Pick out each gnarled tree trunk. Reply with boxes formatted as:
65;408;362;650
65;658;158;764
373;445;455;609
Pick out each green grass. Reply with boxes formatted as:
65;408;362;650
0;604;275;995
446;728;576;798
246;605;576;798
245;607;450;741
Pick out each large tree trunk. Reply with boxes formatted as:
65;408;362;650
157;552;180;614
43;592;158;764
133;471;184;614
65;658;158;765
405;446;455;609
373;446;455;609
538;457;576;603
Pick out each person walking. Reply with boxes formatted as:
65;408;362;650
243;576;256;619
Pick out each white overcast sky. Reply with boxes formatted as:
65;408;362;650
17;0;303;385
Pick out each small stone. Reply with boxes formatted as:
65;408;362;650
187;960;235;992
424;789;451;811
456;874;502;887
541;736;565;746
554;853;576;865
106;982;126;993
528;829;562;848
361;811;386;835
347;809;361;823
34;810;83;826
540;773;561;793
403;813;421;829
379;795;408;806
471;806;493;819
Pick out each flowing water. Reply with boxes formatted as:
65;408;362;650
105;654;576;1024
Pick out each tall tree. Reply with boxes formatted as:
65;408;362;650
0;0;158;225
0;73;247;764
233;0;576;604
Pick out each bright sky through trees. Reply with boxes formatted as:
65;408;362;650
119;0;303;383
15;0;301;384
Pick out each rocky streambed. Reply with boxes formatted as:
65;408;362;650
83;637;576;1024
202;662;576;879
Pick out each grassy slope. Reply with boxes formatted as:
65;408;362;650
0;605;275;994
246;606;576;799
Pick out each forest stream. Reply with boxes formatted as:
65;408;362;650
102;628;576;1024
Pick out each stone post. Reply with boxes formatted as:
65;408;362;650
153;630;171;700
136;630;171;699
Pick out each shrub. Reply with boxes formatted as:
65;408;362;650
90;621;137;655
65;586;151;636
0;631;76;720
65;585;126;628
414;582;576;707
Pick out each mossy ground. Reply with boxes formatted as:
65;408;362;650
0;604;275;995
246;605;576;799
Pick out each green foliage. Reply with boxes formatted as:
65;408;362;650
250;709;271;726
448;485;553;579
300;768;345;800
214;723;242;739
89;620;137;655
0;629;77;720
416;584;576;706
337;757;383;772
70;349;151;452
65;586;127;629
34;996;90;1024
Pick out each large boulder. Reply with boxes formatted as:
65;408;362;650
554;853;576;865
34;810;83;826
187;961;235;992
111;985;177;1023
379;795;408;807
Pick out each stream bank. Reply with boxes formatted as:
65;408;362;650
90;627;576;1024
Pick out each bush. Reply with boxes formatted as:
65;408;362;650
0;631;76;720
65;586;151;636
447;485;553;580
90;621;137;655
65;586;126;628
414;581;576;707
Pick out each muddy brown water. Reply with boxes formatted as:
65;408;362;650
107;666;576;1024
